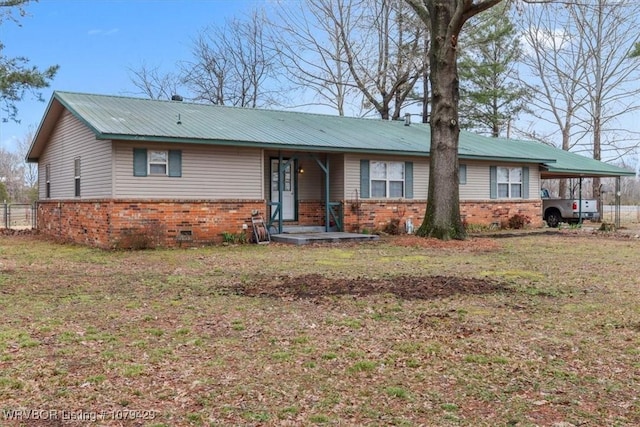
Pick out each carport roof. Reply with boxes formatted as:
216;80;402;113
27;91;635;178
510;138;636;178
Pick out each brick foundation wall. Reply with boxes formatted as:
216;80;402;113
341;199;543;232
37;199;266;248
460;200;543;228
37;198;543;248
298;200;325;225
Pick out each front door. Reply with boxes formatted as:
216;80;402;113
271;159;295;220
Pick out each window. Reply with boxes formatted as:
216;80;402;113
271;160;292;192
370;161;405;198
45;164;51;198
497;167;522;198
360;160;413;199
149;150;168;175
74;157;81;197
133;149;182;177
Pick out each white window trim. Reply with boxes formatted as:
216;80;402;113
370;161;405;198
45;164;51;198
497;166;522;199
74;157;81;197
148;150;168;176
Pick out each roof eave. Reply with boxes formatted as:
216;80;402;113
101;133;433;156
542;168;635;178
103;134;564;163
26;96;63;162
27;91;106;162
459;154;556;164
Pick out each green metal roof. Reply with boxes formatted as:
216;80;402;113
27;91;634;178
505;138;635;178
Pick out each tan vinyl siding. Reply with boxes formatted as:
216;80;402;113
329;153;345;200
298;156;324;201
38;111;112;200
527;166;541;199
344;154;428;200
459;162;490;200
114;142;263;199
459;161;541;200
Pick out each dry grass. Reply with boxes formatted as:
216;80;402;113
0;231;638;426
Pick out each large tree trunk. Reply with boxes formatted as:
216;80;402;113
407;0;501;240
415;1;465;240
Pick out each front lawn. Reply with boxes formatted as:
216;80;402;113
0;232;638;426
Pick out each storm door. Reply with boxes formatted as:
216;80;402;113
270;158;295;220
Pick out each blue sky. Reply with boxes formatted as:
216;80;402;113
1;0;267;152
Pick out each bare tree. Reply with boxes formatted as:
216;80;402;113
0;146;24;202
518;2;591;198
182;10;278;108
569;0;640;207
18;127;37;201
518;1;640;201
406;0;501;240
269;0;356;115
272;0;429;119
128;62;183;100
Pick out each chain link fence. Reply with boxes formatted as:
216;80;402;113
602;205;640;225
1;203;36;229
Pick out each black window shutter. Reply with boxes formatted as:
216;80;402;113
489;166;497;199
522;167;529;199
459;164;467;185
360;159;370;198
168;150;182;177
405;161;413;199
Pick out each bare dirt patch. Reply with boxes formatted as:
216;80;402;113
235;273;509;301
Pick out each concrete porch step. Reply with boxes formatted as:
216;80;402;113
271;232;379;245
280;225;337;234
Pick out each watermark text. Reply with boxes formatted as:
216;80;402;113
2;408;156;422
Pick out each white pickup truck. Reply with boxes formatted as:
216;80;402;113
540;188;600;227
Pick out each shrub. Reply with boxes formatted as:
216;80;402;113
507;214;531;230
115;220;165;249
222;231;248;244
383;218;402;235
599;222;615;232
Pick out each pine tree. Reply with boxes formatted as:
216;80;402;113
1;0;59;123
457;3;528;138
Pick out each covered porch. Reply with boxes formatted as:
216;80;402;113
265;151;344;233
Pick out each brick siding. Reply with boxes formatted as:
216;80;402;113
342;199;543;233
37;198;543;248
37;199;266;248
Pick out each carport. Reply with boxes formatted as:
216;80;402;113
534;144;636;228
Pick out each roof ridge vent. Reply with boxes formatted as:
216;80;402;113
171;95;183;102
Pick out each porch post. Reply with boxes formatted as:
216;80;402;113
578;177;583;225
278;152;283;234
325;156;330;232
615;176;621;229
